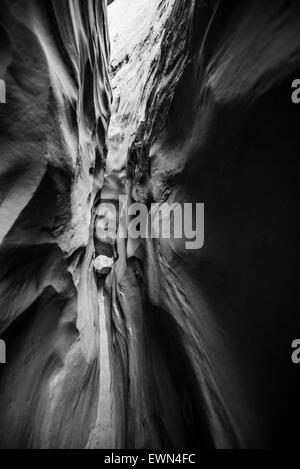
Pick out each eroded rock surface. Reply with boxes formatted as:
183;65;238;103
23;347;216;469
1;0;300;450
104;0;300;449
0;0;111;448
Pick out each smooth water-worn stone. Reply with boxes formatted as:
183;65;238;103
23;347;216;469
94;256;114;276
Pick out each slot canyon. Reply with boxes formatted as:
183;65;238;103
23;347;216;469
0;0;300;449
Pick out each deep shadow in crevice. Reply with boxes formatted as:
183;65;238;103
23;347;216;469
146;301;215;449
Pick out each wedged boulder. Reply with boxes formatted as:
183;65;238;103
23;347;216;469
93;255;115;276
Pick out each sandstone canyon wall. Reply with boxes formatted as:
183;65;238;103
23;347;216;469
0;0;300;449
0;0;111;448
104;0;300;449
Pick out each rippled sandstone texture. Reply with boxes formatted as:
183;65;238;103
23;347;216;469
0;0;111;448
104;0;300;449
1;0;300;450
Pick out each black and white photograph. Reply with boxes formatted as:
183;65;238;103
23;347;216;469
0;0;300;453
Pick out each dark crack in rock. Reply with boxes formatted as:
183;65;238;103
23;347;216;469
1;0;300;450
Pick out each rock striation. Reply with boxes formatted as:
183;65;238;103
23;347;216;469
104;0;300;449
0;0;111;448
0;0;300;450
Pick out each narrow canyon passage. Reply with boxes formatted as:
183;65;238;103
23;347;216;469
0;0;300;450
